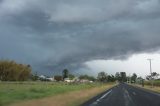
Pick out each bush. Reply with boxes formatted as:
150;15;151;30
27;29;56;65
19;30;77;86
0;60;31;81
54;75;63;81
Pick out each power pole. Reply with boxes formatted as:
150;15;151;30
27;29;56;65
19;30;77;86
147;59;153;88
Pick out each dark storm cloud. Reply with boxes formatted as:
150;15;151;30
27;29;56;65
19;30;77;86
1;0;160;75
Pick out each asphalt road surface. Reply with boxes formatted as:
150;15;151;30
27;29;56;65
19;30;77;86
82;83;160;106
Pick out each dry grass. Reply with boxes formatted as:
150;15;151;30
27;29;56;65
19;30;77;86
10;84;115;106
131;84;160;93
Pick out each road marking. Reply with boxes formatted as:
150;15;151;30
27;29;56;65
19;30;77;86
91;89;112;105
133;92;136;95
100;90;112;99
124;89;134;106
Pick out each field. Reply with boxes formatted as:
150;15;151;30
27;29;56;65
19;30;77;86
0;82;115;106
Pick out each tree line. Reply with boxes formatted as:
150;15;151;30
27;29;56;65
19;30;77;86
55;69;139;83
0;60;140;82
1;60;159;83
0;60;31;81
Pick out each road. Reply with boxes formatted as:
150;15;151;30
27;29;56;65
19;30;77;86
82;83;160;106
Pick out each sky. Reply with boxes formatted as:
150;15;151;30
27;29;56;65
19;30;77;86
85;53;160;78
0;0;160;77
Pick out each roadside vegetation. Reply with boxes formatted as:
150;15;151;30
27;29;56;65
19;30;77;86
0;60;118;106
0;82;115;106
128;72;160;93
134;83;160;93
0;60;31;81
132;80;160;93
2;60;160;105
145;80;160;86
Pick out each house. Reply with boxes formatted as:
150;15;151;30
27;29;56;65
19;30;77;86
64;78;73;82
39;75;54;81
46;77;54;81
39;75;46;79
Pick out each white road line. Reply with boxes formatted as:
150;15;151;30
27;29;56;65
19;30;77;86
100;90;112;99
124;89;134;106
91;89;112;105
133;92;136;95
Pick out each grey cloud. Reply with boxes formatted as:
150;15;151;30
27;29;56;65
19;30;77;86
0;0;160;75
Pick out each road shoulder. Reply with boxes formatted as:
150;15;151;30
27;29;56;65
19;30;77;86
127;84;160;96
81;84;117;106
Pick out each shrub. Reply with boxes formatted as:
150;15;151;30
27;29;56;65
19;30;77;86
0;60;31;81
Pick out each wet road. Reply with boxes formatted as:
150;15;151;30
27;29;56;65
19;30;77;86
82;83;160;106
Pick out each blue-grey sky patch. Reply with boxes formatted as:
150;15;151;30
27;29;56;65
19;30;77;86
0;0;160;76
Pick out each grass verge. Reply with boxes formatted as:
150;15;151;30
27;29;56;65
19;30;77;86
130;84;160;93
0;82;115;106
69;83;115;106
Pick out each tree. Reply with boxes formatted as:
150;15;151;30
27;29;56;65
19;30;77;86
115;72;120;81
120;72;127;82
54;75;62;81
79;75;96;81
68;74;75;80
79;75;88;80
146;75;152;80
108;75;116;82
131;73;137;83
31;72;39;81
62;69;69;80
151;72;159;80
0;60;31;81
97;72;107;82
146;72;159;81
137;77;144;87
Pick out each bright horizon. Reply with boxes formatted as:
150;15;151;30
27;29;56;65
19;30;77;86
84;52;160;78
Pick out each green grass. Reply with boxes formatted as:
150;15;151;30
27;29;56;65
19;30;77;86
0;82;104;106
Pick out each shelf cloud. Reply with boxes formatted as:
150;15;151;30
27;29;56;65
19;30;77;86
0;0;160;75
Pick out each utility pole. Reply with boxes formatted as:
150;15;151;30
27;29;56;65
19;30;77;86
147;59;153;88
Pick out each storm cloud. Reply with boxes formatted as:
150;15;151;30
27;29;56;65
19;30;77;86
1;0;160;75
